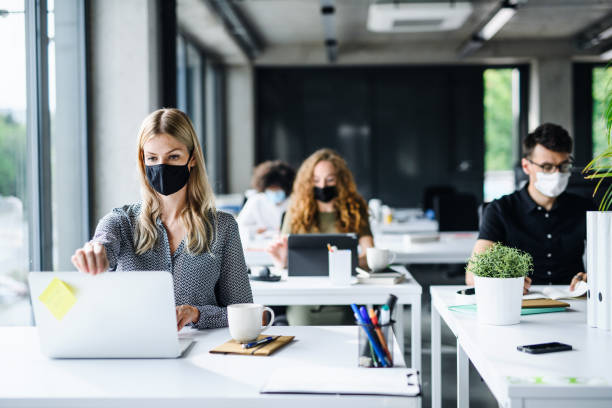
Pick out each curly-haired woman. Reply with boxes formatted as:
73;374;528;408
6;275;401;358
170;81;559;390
266;149;374;325
267;148;374;268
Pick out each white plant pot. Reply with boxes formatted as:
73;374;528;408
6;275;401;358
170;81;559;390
474;276;524;326
586;211;612;330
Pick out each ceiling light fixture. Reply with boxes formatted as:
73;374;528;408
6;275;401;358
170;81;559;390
600;47;612;61
458;0;520;58
477;5;516;41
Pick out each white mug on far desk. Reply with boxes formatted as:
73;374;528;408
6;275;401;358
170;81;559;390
366;248;396;271
227;303;275;343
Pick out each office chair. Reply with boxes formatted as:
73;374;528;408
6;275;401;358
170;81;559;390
433;192;479;232
478;202;490;230
422;185;456;212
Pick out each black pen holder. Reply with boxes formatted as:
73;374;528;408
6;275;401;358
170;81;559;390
357;320;395;368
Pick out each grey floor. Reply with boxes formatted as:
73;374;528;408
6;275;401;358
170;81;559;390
402;264;499;408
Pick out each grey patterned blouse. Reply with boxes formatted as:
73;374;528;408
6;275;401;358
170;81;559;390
92;203;253;329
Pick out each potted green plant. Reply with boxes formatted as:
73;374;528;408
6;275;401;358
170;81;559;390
467;243;533;325
583;68;612;329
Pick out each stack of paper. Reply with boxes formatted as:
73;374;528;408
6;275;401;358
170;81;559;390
261;366;420;397
356;268;406;285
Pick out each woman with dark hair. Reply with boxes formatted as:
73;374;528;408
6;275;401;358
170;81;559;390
237;160;295;237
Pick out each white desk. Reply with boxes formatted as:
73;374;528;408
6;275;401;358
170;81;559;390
375;232;477;264
373;218;438;234
244;232;478;267
251;266;422;371
0;326;418;408
430;285;612;408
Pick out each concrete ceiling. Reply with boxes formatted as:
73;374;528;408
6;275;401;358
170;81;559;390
227;0;612;64
177;0;249;64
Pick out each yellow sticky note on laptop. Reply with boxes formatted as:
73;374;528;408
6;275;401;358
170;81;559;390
38;278;77;320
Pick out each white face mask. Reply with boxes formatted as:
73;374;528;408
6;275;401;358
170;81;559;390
534;171;570;197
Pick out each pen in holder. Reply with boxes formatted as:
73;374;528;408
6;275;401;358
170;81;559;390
357;320;395;368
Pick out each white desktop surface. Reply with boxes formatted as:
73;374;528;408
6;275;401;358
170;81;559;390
430;285;612;408
244;231;478;266
373;218;438;234
251;266;422;370
375;231;477;264
0;325;417;408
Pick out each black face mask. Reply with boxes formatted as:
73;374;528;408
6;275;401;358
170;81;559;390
313;186;338;203
145;152;192;196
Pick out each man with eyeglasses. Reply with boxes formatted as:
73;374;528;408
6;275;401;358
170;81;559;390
466;123;595;292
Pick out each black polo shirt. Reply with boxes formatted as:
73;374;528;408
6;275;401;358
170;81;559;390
479;185;595;285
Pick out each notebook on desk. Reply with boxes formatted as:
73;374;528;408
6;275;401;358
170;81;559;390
523;281;587;301
209;335;294;356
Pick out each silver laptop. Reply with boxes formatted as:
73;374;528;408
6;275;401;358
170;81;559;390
28;271;193;358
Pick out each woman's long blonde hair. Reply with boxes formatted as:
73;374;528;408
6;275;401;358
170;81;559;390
288;148;369;234
134;108;216;255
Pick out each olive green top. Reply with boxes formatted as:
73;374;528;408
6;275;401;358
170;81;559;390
281;210;372;237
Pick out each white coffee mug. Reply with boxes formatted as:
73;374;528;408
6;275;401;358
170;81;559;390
366;247;396;271
227;303;275;343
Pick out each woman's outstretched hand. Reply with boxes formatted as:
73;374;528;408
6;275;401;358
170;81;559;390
265;235;288;268
71;242;109;275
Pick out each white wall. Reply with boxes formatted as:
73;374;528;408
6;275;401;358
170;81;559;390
88;0;161;225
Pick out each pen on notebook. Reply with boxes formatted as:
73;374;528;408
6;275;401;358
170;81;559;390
242;336;275;349
327;243;333;252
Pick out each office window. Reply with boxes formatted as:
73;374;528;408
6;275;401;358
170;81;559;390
177;34;206;149
0;0;29;324
483;68;520;202
48;0;89;272
592;66;612;158
176;32;227;193
0;0;88;326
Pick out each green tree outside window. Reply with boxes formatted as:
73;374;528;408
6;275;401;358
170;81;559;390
484;69;513;171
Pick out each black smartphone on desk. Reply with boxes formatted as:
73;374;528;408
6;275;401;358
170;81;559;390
517;342;572;354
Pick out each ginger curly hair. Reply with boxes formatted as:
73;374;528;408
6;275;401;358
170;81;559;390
287;148;369;235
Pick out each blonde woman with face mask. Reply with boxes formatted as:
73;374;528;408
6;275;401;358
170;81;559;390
71;108;252;330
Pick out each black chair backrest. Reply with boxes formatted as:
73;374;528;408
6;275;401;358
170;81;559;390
478;201;490;230
423;185;456;211
434;192;479;232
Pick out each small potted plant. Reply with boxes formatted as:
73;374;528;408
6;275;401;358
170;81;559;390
467;243;533;325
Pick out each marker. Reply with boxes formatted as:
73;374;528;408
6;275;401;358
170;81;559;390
380;304;391;326
385;294;398;315
357;305;389;367
242;336;275;349
369;308;393;366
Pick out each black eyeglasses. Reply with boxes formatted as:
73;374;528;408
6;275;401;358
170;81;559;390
526;158;574;174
